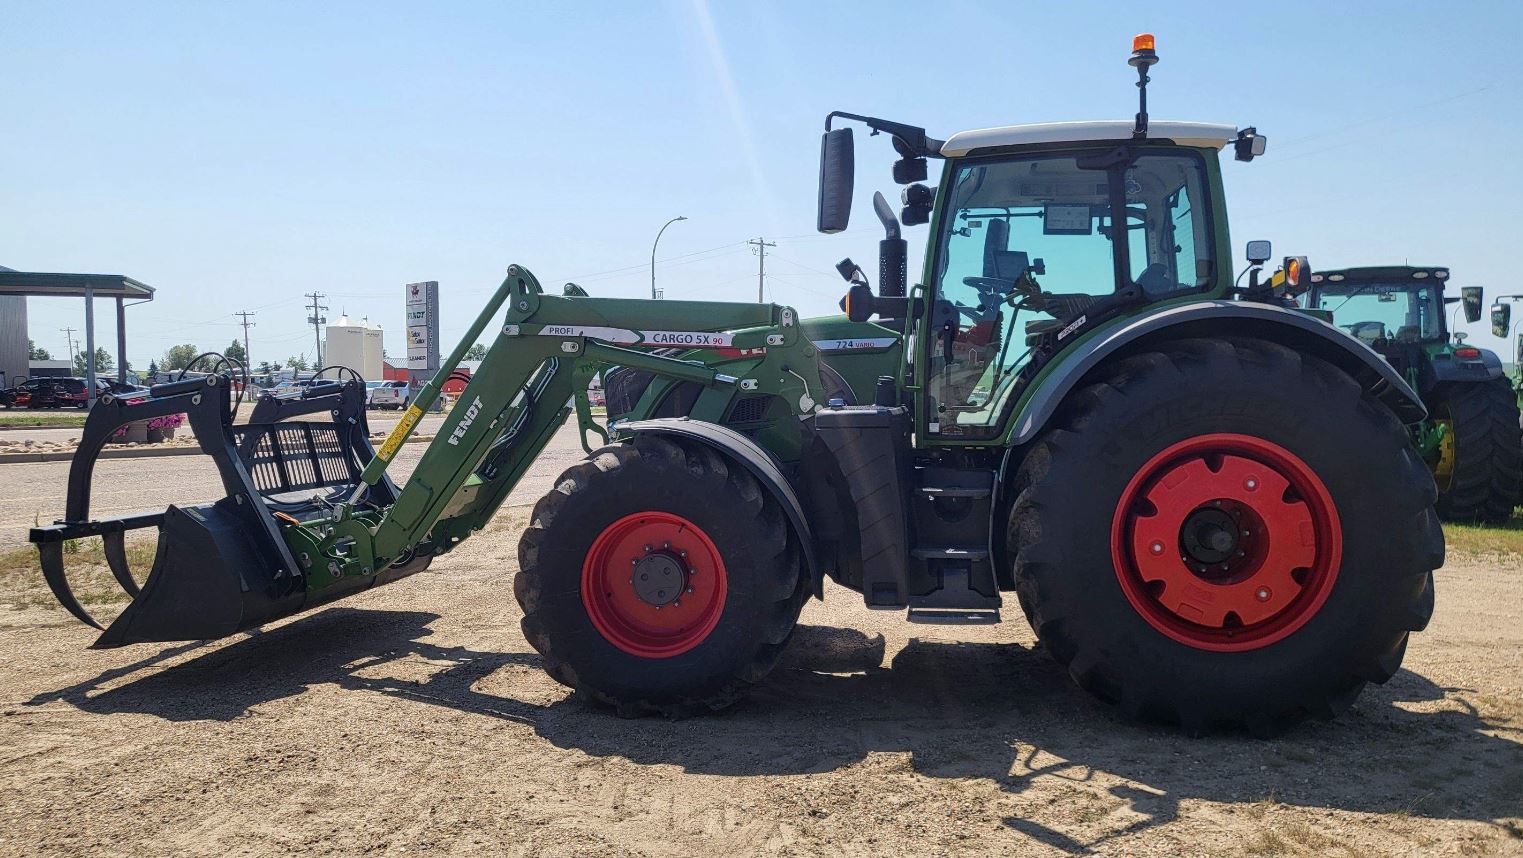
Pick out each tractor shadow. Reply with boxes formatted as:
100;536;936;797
29;611;1523;852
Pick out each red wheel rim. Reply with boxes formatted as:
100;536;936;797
581;511;728;658
1110;434;1342;652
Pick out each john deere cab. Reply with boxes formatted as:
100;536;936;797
32;36;1440;735
1306;266;1522;521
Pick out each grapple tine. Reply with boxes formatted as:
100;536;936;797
36;541;104;630
101;531;141;597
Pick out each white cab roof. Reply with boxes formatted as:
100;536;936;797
940;120;1237;157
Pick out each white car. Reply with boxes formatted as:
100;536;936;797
369;380;411;410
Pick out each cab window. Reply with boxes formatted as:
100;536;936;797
927;150;1214;439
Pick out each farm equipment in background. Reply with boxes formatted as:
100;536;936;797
1306;267;1522;521
31;36;1442;735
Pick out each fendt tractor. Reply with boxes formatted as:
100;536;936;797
32;37;1440;735
1306;267;1522;521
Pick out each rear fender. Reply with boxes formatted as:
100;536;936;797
1008;300;1427;446
616;418;820;596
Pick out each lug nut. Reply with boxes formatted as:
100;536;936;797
686;587;694;594
1255;587;1271;602
1149;541;1164;555
1245;479;1259;491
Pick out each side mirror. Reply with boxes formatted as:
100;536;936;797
1461;286;1484;324
817;128;855;234
1245;240;1272;265
1493;303;1511;338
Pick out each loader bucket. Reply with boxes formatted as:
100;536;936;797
29;369;423;648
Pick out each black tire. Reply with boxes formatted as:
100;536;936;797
515;434;808;716
1432;378;1522;523
1009;337;1441;735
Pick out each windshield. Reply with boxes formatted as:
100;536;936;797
928;149;1215;439
1313;282;1443;344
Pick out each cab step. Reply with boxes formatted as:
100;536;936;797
907;607;1001;625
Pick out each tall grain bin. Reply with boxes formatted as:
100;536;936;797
323;314;384;382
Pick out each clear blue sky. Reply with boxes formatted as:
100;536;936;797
5;1;1521;370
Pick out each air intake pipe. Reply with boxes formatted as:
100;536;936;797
873;192;907;299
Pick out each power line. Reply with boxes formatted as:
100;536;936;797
748;237;776;303
305;292;328;367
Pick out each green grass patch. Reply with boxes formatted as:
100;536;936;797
0;413;88;427
0;537;156;613
1444;510;1523;559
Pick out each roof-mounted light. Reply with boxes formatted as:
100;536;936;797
1435;270;1449;280
1413;271;1430;279
1329;274;1346;281
1132;33;1156;54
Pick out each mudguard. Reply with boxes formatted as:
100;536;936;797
1010;300;1428;445
1426;348;1505;386
615;418;819;589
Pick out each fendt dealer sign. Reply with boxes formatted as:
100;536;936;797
405;281;440;374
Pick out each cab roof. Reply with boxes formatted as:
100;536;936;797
939;120;1237;157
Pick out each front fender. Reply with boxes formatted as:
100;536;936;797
1009;300;1427;445
615;418;819;590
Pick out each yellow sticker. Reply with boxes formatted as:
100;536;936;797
377;404;423;461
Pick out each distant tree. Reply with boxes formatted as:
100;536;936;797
147;360;159;378
224;339;247;364
73;347;114;376
161;344;200;371
464;343;488;360
256;360;275;375
286;354;309;372
27;339;51;361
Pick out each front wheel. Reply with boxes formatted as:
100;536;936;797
1010;338;1441;734
515;434;807;716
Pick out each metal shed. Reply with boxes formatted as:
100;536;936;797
0;268;155;406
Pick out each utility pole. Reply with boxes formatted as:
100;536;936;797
305;292;328;369
60;327;77;365
234;310;256;370
748;237;775;303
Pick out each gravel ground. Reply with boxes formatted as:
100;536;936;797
0;425;1520;855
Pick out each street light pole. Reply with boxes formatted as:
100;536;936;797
651;216;687;299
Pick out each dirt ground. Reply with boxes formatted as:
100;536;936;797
0;430;1520;855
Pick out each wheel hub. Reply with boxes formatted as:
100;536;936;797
1180;506;1240;567
581;512;728;659
631;552;688;607
1111;434;1342;652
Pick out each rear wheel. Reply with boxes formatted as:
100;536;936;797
516;434;807;716
1010;338;1441;734
1431;378;1522;522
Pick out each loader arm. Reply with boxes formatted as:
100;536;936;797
337;265;822;570
32;263;823;648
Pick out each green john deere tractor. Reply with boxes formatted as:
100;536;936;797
31;37;1440;734
1306;267;1522;521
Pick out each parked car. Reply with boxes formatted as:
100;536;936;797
369;380;410;410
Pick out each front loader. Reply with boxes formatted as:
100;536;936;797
33;36;1441;734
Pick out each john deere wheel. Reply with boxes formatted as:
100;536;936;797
1010;338;1440;735
516;434;806;716
1431;379;1522;523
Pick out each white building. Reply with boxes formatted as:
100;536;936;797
323;315;384;382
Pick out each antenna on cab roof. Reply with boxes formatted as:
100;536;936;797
1129;33;1159;139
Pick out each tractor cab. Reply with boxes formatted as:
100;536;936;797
1305;266;1481;376
817;35;1280;444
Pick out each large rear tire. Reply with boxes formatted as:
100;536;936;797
1009;338;1441;735
515;434;807;716
1432;378;1522;523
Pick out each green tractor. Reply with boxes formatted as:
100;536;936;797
31;37;1440;734
1306;267;1522;521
